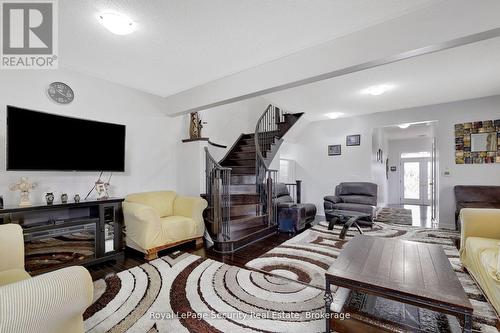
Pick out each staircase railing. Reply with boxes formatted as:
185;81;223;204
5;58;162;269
204;147;231;241
255;105;284;226
284;180;302;203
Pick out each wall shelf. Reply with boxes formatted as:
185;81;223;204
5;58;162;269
181;137;227;148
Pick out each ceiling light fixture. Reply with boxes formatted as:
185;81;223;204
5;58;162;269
398;123;411;129
98;12;135;35
361;84;395;96
325;112;345;119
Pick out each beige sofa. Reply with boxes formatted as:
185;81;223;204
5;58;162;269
0;224;93;333
123;191;208;260
460;208;500;316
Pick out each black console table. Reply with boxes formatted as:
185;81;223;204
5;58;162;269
0;198;124;275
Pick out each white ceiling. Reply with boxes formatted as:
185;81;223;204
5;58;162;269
382;122;435;141
265;37;500;121
59;0;439;97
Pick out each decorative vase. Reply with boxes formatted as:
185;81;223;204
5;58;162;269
45;192;55;205
74;194;80;203
61;193;68;204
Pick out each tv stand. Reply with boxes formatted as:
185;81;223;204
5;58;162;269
0;198;124;275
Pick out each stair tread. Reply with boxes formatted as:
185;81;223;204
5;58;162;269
230;224;271;240
225;156;255;160
230;193;259;196
230;214;266;223
206;203;260;209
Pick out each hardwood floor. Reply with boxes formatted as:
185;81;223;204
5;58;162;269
387;204;436;228
87;231;297;281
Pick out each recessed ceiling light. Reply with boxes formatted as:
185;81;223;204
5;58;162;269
98;12;135;35
325;112;345;119
361;84;395;96
398;123;411;129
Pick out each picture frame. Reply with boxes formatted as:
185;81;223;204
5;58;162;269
455;119;500;164
328;145;341;156
346;134;361;146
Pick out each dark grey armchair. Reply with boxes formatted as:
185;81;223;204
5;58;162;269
324;182;378;224
275;183;316;232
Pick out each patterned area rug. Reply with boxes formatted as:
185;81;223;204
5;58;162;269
83;252;325;333
245;221;499;332
374;207;413;225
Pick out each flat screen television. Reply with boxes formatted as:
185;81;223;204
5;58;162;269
7;106;126;171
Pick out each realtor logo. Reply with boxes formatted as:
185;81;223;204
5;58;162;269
1;0;58;69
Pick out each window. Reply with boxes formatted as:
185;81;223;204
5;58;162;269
279;159;295;183
400;152;431;158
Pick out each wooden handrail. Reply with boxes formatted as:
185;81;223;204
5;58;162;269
204;147;232;171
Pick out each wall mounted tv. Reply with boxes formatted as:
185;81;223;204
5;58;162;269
7;106;126;171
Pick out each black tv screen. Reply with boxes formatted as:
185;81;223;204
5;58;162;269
7;106;126;171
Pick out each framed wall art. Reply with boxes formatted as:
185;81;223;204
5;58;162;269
328;145;341;156
455;119;500;164
346;134;361;146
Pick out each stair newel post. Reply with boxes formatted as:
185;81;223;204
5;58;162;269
296;180;302;204
274;107;280;125
266;173;273;226
222;168;231;241
205;147;232;242
212;169;221;239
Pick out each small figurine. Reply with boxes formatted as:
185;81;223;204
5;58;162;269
85;172;112;201
74;194;81;203
61;193;68;204
9;177;37;207
45;192;55;205
95;180;109;200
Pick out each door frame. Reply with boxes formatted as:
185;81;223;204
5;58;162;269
400;157;431;205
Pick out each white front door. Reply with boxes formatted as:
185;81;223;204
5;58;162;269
400;157;431;205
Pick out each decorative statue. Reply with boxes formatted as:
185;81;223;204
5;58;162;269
189;112;205;139
9;177;37;207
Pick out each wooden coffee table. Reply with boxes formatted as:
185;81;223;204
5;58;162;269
324;235;473;333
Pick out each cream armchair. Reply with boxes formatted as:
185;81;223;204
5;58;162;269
123;191;208;260
0;224;93;333
459;208;500;315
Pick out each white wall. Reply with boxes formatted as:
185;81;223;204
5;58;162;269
281;95;500;229
387;138;433;204
0;68;183;206
371;128;389;206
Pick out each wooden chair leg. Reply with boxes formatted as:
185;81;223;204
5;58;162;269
195;237;204;248
144;251;158;261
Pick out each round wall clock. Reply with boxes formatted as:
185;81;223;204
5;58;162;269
47;82;74;104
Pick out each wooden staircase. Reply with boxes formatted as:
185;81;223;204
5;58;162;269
204;106;303;253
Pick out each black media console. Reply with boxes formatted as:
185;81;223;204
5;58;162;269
0;198;124;275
